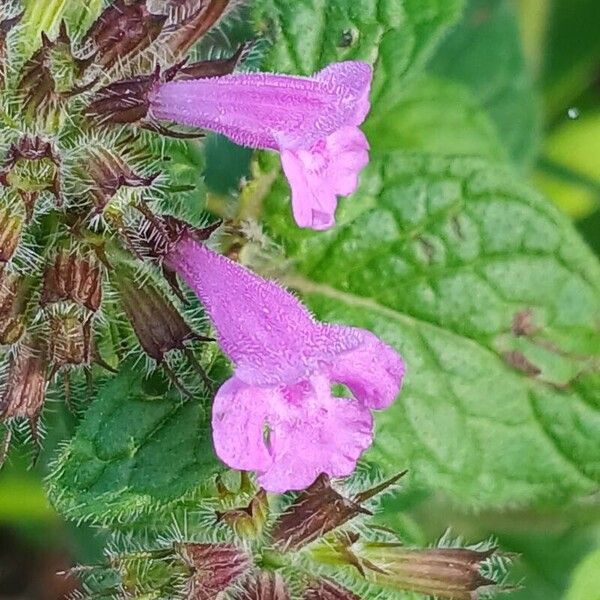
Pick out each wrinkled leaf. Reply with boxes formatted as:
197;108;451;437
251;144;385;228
262;153;600;508
254;0;463;110
48;366;221;523
364;75;506;160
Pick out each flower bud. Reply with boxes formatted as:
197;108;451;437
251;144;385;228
74;146;157;214
354;543;500;600
83;0;167;70
47;313;93;368
175;542;251;598
113;266;196;362
41;250;103;312
216;489;269;539
0;344;47;435
0;208;23;263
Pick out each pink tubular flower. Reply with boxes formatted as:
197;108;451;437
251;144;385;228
166;236;404;493
149;61;372;231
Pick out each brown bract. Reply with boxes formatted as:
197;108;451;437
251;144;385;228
303;579;361;600
271;474;371;552
0;135;61;218
83;0;167;69
236;571;289;600
115;269;198;362
41;250;103;312
0;344;47;432
0;267;26;345
176;542;251;600
161;0;232;60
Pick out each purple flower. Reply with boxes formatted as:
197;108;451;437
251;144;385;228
149;61;372;231
166;236;404;493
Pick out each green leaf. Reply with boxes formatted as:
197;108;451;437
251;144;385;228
429;0;540;167
262;153;600;508
541;0;600;118
364;75;507;160
47;366;221;524
253;0;464;96
564;548;600;600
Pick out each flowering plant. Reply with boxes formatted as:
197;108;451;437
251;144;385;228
0;1;598;599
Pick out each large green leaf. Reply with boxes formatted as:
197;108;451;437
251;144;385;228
364;75;507;160
262;153;600;508
429;0;539;167
254;0;463;106
47;367;221;524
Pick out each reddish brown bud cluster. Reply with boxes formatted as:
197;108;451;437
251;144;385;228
0;135;61;218
83;0;167;70
271;474;372;552
271;472;406;552
41;250;104;373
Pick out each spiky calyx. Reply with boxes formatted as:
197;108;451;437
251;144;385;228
73;472;511;599
0;0;243;450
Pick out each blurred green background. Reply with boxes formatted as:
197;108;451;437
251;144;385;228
1;0;599;598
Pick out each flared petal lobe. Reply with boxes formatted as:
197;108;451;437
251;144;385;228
281;126;369;230
325;325;405;409
212;375;373;493
150;61;373;230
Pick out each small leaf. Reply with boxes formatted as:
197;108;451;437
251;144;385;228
262;153;600;508
48;365;221;524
